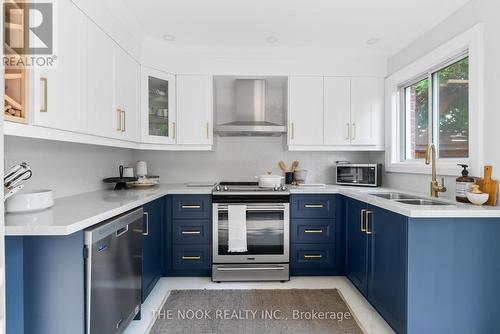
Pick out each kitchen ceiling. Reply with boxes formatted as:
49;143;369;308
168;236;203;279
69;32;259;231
110;0;470;56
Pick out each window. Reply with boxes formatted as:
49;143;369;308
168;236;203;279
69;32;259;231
402;56;469;161
385;24;482;175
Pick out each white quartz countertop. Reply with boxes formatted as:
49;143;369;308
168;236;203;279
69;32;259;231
5;184;213;236
5;183;500;236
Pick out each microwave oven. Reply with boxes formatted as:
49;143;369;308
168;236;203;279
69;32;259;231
336;164;381;187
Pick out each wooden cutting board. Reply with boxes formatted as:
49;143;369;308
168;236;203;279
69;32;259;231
477;165;499;206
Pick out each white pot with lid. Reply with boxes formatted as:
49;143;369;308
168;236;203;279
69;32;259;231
255;172;284;188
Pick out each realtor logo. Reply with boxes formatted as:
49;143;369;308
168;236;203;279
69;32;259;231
4;0;56;68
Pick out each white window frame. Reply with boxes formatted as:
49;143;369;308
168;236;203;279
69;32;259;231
385;24;484;176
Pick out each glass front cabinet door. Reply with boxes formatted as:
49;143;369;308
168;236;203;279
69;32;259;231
141;66;176;144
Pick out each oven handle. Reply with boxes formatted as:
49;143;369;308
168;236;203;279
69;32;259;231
216;204;286;212
216;266;286;271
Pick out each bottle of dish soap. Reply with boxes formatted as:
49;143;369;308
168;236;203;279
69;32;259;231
456;164;475;203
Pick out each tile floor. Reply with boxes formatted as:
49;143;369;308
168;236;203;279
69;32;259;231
124;276;394;334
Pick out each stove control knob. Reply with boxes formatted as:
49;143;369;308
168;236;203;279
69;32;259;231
273;186;280;191
215;185;221;191
281;186;287;191
223;185;229;191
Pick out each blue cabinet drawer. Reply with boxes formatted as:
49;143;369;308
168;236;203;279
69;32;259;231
172;195;211;219
172;244;211;270
291;219;335;244
172;220;210;244
291;195;336;219
291;244;335;269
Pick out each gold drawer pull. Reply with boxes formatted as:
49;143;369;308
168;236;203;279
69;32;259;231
304;254;323;259
181;205;201;209
361;209;367;232
365;211;373;235
181;256;201;261
116;109;122;131
304;229;323;234
121;110;126;132
40;77;48;112
181;230;201;235
304;204;324;208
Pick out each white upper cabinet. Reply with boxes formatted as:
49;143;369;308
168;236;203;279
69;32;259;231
324;77;351;146
288;76;384;150
114;47;140;142
141;66;176;144
350;77;384;146
176;75;213;146
87;21;115;138
33;0;88;133
87;22;140;141
288;76;324;145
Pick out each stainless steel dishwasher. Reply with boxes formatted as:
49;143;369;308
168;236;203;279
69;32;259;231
85;208;143;334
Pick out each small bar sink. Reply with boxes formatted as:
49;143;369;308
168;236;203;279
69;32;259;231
395;199;451;206
370;192;419;200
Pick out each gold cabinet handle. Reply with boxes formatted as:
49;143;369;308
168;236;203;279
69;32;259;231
116;109;122;131
351;123;356;140
360;209;367;232
345;123;350;140
304;229;323;234
181;230;201;235
304;204;324;208
304;254;323;259
121;110;126;132
206;122;209;139
181;205;201;209
365;211;373;235
291;122;295;140
172;122;176;139
40;77;48;112
142;212;149;236
182;256;201;261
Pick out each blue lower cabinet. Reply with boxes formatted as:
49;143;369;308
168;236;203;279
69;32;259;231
291;195;336;219
172;220;210;244
291;244;335;271
345;198;407;333
345;198;369;296
291;219;335;244
142;197;165;303
368;206;407;334
172;194;211;219
6;232;86;334
166;195;212;277
290;194;340;276
172;244;211;271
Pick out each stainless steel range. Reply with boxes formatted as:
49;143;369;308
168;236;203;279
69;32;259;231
212;182;290;282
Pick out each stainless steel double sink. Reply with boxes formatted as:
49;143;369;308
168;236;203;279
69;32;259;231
370;192;452;206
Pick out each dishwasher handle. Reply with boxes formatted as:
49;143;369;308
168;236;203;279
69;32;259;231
116;225;129;237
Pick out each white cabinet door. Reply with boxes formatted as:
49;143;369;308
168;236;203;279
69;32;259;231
324;77;351;145
350;77;384;146
141;67;176;144
33;0;88;133
176;75;213;145
288;77;324;145
87;21;116;138
114;46;140;142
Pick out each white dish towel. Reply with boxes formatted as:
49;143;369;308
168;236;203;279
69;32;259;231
227;205;248;252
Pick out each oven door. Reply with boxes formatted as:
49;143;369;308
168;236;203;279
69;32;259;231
213;203;289;263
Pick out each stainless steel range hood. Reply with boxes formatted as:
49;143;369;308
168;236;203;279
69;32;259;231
215;78;287;137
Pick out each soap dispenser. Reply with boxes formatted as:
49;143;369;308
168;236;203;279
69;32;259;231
456;164;475;203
